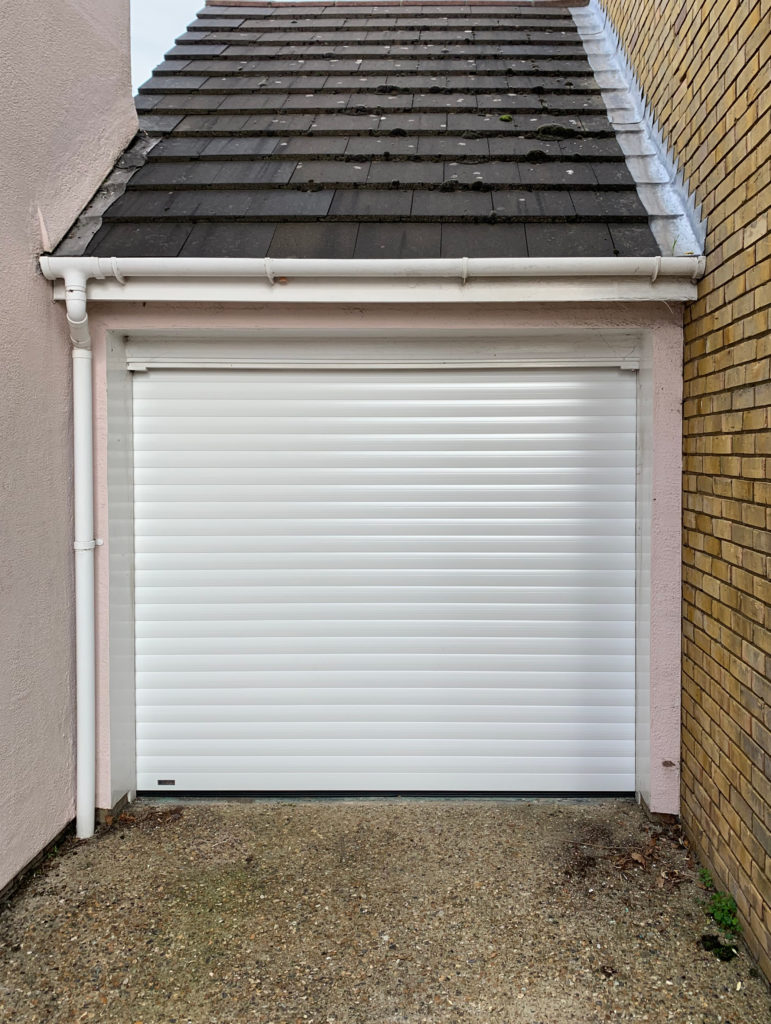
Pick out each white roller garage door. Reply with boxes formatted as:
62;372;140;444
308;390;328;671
133;366;636;792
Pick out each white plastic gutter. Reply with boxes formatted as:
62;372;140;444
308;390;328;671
41;255;705;280
39;251;705;838
41;255;705;306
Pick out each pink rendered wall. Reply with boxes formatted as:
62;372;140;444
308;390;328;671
648;322;685;815
87;300;684;815
0;2;136;888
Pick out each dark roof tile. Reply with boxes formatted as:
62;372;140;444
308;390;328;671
167;43;227;57
411;190;493;218
517;162;595;186
134;94;161;113
282;135;350;155
367;162;444;185
492;189;575;218
174;113;251;133
151;137;212;159
179;222;276;256
441;222;527;257
213;160;296;184
147;60;191;75
486;137;560;158
526;222;616;257
291;161;371;184
201;136;281;157
570;190;648;218
329;189;414;217
138;75;209;93
84;222;193;257
249;188;335;217
377;113;449;131
183;189;257;217
189;17;245;29
104;189;203;220
346;136;420;156
282;93;354;110
608;223;661;257
153;93;225;113
353;222;441;258
556;137;626;160
592;161;637;186
309;113;382;132
129;162;224;187
442;162;520;185
137;113;185;134
268;222;360;257
417;136;489;157
218;93;290;111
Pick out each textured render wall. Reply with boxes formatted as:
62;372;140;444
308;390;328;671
0;0;136;890
599;0;770;977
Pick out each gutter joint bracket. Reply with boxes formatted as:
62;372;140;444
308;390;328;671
111;257;127;285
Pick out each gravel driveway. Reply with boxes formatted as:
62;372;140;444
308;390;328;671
1;798;768;1023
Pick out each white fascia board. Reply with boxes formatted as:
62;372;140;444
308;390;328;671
54;275;698;304
42;256;705;305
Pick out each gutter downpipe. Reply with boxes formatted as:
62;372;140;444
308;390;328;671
47;263;109;839
39;252;705;840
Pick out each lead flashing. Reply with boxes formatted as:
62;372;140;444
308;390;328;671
572;1;705;256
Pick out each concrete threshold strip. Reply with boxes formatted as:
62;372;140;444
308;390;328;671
39;252;705;841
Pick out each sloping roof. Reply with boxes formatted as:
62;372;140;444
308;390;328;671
56;1;661;259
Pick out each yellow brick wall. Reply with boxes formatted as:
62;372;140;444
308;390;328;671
598;0;770;979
